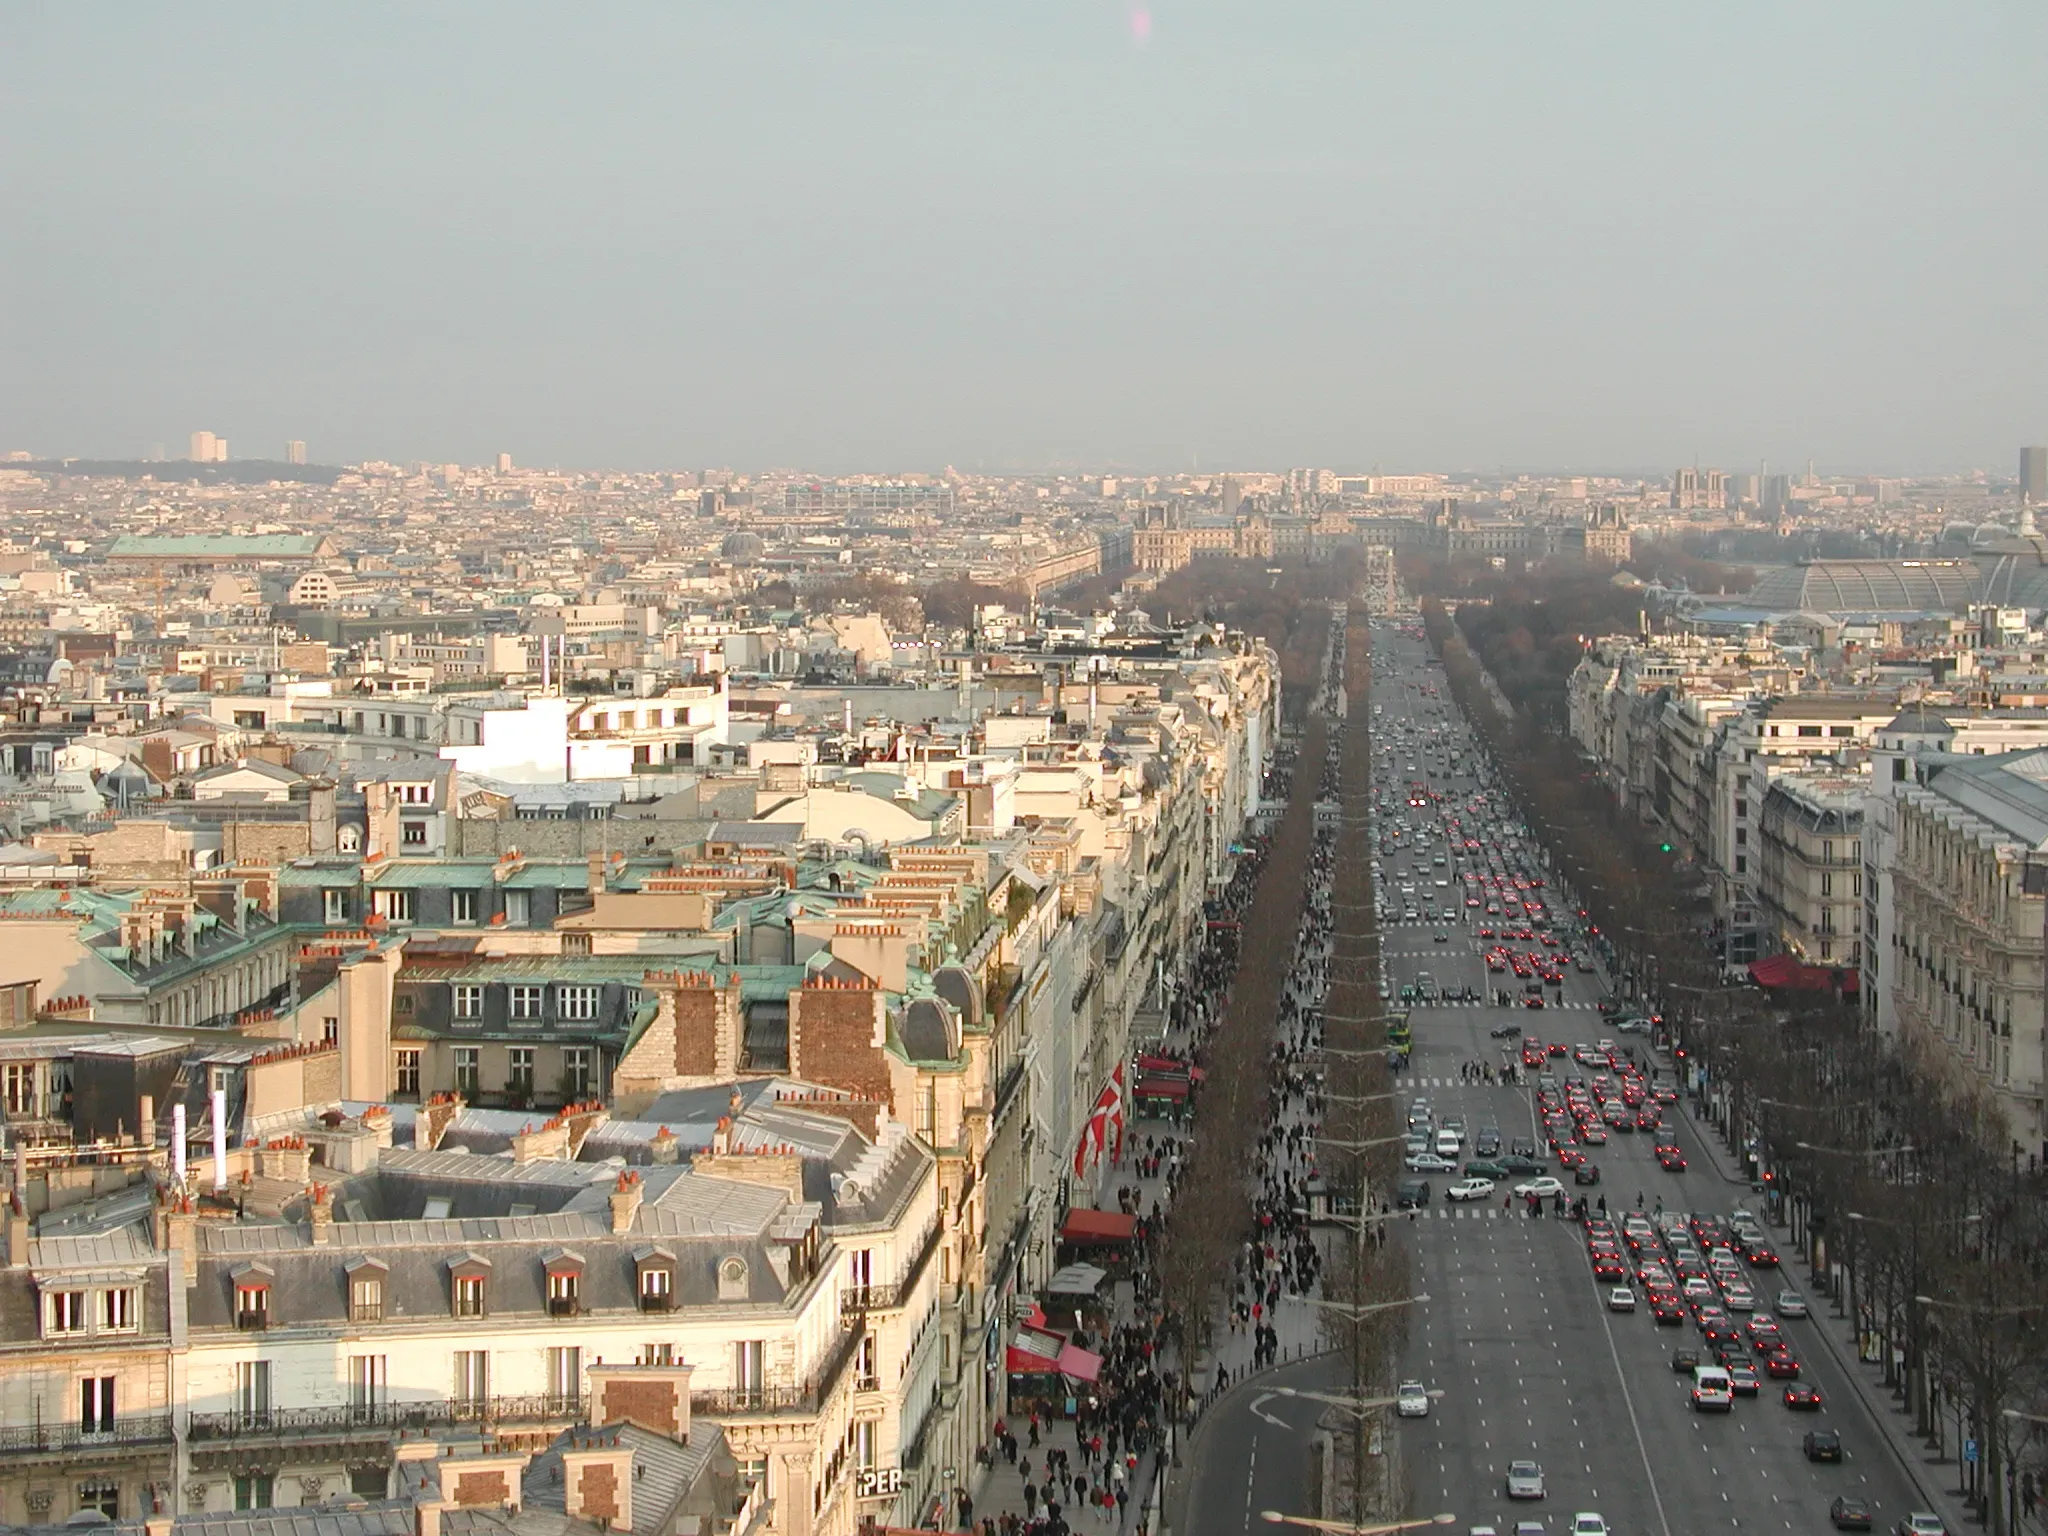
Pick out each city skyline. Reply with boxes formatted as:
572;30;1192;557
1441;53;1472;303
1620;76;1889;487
6;2;2046;472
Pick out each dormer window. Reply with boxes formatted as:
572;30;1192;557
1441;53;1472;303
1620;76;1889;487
45;1289;87;1335
347;1256;387;1323
449;1253;491;1319
543;1249;584;1317
634;1245;675;1311
232;1264;273;1329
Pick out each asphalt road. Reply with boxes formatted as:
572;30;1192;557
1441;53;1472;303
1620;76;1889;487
1182;1353;1350;1536
1367;617;1931;1536
1182;618;1939;1536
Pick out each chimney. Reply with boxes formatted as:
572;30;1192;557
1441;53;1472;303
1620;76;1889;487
587;853;606;900
309;1183;335;1245
145;1517;174;1536
415;1502;451;1536
608;1171;643;1234
5;1192;28;1269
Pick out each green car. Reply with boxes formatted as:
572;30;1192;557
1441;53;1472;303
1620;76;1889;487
1464;1159;1509;1180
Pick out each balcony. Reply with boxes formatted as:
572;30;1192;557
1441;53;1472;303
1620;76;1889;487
690;1326;864;1420
0;1415;174;1457
187;1395;585;1444
840;1221;943;1319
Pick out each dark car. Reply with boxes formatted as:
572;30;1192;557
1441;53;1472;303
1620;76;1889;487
1395;1178;1432;1210
1671;1347;1700;1373
1573;1163;1602;1186
1465;1159;1510;1180
1503;1156;1548;1176
1827;1496;1872;1530
1803;1428;1843;1462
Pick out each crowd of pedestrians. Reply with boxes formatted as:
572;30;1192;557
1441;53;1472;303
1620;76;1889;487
966;619;1352;1536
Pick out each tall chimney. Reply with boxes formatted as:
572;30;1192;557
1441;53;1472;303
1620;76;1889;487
172;1103;187;1184
210;1087;230;1192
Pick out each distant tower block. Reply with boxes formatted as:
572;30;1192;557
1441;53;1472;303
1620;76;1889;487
286;440;307;465
2021;445;2047;503
498;452;514;473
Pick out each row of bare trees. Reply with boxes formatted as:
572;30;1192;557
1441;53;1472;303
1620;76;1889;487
1422;599;2048;1534
1155;607;1336;1374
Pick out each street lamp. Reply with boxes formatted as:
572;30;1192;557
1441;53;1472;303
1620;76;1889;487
1308;1293;1430;1320
1260;1512;1454;1535
1270;1385;1443;1419
1316;1133;1411;1153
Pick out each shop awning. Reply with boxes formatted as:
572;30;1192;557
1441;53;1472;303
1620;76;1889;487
1747;954;1859;995
1133;1076;1190;1101
1135;1054;1187;1076
1046;1262;1108;1296
1054;1343;1103;1382
1005;1326;1064;1374
1059;1208;1136;1244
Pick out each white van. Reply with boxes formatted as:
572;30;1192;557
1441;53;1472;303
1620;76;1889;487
1691;1366;1734;1412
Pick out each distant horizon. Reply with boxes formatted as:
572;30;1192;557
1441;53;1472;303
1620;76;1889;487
6;5;2044;472
5;449;2040;486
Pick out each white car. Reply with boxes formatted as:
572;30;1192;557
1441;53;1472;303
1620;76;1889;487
1395;1380;1431;1417
1898;1516;1947;1536
1777;1291;1809;1318
1571;1517;1607;1536
1505;1460;1545;1500
1514;1177;1564;1199
1447;1177;1496;1203
1606;1286;1636;1312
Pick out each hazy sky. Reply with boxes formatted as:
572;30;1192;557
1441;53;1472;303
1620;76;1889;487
4;3;2044;474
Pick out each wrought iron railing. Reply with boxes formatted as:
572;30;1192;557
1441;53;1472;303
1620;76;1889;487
186;1394;584;1442
0;1416;174;1456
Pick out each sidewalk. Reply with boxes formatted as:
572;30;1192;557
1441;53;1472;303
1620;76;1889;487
968;716;1344;1536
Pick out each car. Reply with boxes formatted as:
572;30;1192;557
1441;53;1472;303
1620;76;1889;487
1464;1159;1510;1180
1777;1290;1810;1318
1448;1177;1497;1203
1503;1156;1548;1176
1395;1179;1432;1209
1692;1366;1735;1411
1515;1177;1565;1199
1892;1517;1946;1536
1657;1147;1688;1172
1505;1460;1545;1500
1671;1347;1701;1373
1726;1362;1760;1395
1803;1428;1843;1463
1570;1517;1607;1536
1827;1495;1873;1530
1434;930;1449;943
1513;1524;1548;1536
1573;1162;1602;1186
1490;1023;1523;1038
1784;1383;1824;1409
1406;1153;1459;1173
1607;1286;1636;1312
1764;1351;1801;1379
1395;1381;1431;1418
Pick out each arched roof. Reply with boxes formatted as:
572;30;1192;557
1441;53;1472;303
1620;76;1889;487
1741;560;1981;614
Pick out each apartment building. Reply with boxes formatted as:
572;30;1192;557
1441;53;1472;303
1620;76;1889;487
1880;749;2048;1158
1754;772;1866;970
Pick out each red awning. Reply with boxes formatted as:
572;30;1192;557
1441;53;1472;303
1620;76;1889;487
1059;1208;1136;1244
1054;1343;1103;1382
1133;1076;1190;1100
1005;1345;1059;1375
1135;1054;1187;1076
1748;955;1858;995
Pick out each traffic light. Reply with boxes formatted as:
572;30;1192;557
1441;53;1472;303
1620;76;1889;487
1659;842;1674;854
